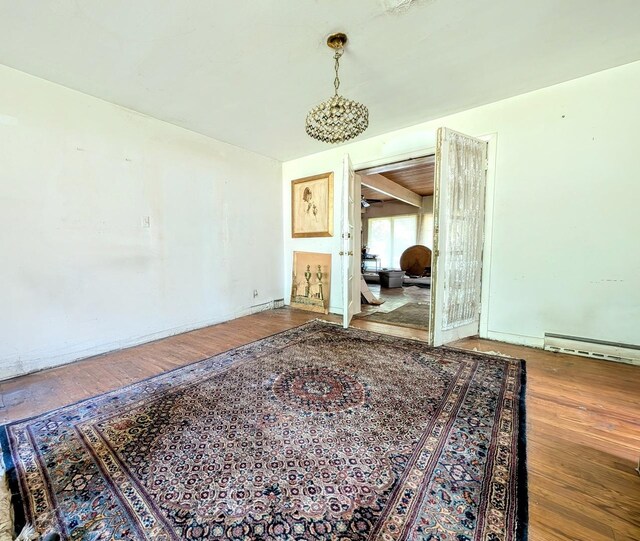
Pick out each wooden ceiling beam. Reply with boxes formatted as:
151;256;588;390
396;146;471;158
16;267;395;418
361;173;422;208
357;154;435;176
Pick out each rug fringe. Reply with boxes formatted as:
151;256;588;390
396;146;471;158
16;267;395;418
0;453;38;541
13;525;36;541
0;450;14;541
472;347;515;358
313;317;341;327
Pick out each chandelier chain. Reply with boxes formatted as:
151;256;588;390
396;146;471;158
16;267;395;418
333;49;343;96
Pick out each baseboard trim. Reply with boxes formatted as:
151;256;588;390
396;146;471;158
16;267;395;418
1;299;285;382
484;330;544;349
283;300;343;316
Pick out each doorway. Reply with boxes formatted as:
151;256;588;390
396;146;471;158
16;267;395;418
357;155;435;332
342;128;491;346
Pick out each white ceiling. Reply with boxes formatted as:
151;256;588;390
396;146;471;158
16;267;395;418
1;0;639;161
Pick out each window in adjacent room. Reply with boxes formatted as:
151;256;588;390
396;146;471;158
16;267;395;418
367;214;418;269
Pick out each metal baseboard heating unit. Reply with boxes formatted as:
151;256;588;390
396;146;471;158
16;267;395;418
249;298;285;315
544;333;640;366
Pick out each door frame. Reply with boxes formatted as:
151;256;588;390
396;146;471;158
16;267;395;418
351;132;497;343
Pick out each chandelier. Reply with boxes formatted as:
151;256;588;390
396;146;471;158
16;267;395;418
305;33;369;144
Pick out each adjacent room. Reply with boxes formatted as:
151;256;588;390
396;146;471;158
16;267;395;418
359;156;435;331
1;2;639;541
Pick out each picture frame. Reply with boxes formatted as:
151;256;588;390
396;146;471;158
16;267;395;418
290;251;331;314
291;172;334;238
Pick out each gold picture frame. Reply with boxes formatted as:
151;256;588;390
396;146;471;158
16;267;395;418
290;251;331;314
291;172;334;238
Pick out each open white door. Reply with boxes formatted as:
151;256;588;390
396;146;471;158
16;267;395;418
342;154;359;328
430;128;488;346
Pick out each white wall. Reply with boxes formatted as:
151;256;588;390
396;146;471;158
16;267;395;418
283;60;640;347
0;65;283;380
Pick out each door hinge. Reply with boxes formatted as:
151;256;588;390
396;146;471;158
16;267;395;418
342;233;351;239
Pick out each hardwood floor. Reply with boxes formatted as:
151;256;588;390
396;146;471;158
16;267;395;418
451;336;640;541
1;308;639;540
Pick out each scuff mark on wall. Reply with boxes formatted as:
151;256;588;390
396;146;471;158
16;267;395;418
379;0;432;15
0;114;17;125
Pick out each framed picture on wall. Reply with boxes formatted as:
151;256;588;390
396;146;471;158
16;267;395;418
290;251;331;314
291;172;334;237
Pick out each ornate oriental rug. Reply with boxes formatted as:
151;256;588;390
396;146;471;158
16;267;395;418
1;321;527;540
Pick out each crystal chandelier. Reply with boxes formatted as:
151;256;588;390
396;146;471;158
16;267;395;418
305;33;369;144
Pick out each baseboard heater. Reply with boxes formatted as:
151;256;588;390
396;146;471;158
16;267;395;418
250;298;285;314
544;333;640;366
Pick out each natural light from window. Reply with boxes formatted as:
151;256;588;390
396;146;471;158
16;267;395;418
368;215;418;269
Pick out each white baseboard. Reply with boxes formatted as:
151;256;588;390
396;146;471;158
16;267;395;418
283;300;343;316
1;299;285;382
483;330;545;349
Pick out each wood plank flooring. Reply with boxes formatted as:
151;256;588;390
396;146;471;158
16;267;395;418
1;308;638;540
452;336;640;541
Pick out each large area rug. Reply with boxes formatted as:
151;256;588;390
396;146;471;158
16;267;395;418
363;302;430;330
1;321;527;540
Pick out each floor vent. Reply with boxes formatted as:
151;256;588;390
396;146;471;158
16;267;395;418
544;333;640;366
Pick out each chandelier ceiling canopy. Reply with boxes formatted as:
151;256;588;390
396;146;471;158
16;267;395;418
305;33;369;144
